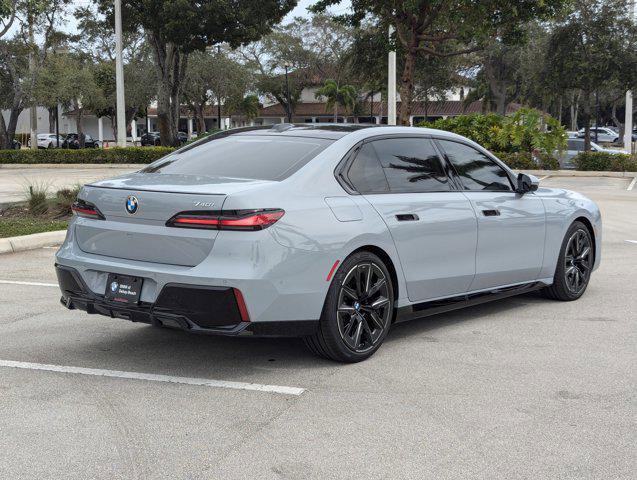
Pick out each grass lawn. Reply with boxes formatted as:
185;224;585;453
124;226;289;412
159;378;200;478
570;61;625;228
0;217;68;238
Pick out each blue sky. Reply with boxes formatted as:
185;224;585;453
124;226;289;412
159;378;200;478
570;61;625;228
49;0;352;35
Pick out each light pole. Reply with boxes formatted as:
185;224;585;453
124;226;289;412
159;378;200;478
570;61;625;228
115;0;126;147
217;45;222;129
387;26;397;126
284;63;292;123
625;1;636;152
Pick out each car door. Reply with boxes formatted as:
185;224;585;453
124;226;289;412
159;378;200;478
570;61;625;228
436;139;546;291
344;136;478;303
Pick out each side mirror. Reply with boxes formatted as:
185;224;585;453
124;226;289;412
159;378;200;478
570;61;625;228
516;173;539;194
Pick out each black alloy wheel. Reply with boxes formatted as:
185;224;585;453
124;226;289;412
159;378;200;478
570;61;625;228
336;262;391;353
563;228;593;295
305;251;394;362
543;221;594;301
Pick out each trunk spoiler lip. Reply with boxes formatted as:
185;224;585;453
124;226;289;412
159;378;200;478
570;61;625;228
83;185;230;196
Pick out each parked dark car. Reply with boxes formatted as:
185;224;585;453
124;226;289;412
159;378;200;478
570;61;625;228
140;131;161;146
62;133;99;149
140;131;188;146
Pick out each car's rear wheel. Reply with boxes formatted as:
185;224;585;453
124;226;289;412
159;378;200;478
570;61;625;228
304;251;394;362
543;221;593;301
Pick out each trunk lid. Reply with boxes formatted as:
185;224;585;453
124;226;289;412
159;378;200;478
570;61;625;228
74;173;274;266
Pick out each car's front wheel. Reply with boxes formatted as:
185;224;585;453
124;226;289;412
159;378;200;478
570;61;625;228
543;221;594;301
304;251;394;362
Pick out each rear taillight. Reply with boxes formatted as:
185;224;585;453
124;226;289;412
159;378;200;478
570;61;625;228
167;209;285;231
71;200;105;220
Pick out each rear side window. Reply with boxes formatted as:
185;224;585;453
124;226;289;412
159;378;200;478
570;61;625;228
141;135;332;181
369;137;450;193
437;140;512;192
346;143;389;193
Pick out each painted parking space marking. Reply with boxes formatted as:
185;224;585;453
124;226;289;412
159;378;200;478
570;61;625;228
626;240;637;244
628;177;637;191
0;359;305;396
0;280;58;287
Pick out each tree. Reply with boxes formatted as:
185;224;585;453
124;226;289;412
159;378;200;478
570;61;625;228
34;51;73;132
182;49;250;133
241;15;355;118
238;94;260;122
73;7;157;139
0;0;16;38
315;79;357;121
99;0;295;146
0;38;28;149
545;0;637;149
313;0;567;125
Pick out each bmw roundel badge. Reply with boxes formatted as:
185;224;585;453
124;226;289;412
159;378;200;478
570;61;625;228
125;195;138;215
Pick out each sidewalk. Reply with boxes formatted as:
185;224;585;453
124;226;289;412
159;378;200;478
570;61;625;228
0;164;139;204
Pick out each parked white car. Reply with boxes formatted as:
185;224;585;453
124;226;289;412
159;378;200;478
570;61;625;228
577;127;619;143
558;138;626;169
27;133;63;149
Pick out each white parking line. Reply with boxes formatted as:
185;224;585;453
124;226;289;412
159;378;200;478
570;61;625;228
0;359;305;396
626;240;637;244
0;280;58;287
628;177;637;191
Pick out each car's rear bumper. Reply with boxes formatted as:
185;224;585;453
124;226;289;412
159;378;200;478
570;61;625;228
56;264;318;337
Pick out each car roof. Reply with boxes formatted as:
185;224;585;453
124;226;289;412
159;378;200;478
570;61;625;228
231;123;376;140
228;123;466;141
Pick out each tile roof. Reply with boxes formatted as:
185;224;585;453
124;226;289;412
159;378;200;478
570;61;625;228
258;100;522;117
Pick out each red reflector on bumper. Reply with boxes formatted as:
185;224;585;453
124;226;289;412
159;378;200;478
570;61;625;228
233;288;250;322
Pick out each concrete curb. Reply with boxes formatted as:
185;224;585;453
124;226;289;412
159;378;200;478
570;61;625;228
0;230;67;255
516;169;637;178
0;164;141;170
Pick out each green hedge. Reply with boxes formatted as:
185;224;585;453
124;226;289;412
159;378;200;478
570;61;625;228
573;152;637;172
0;147;174;164
494;151;560;170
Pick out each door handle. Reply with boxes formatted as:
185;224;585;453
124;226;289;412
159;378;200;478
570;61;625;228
396;213;419;221
482;209;501;217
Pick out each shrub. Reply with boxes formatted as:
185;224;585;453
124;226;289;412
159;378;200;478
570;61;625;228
0;146;174;164
54;185;82;216
418;108;567;155
494;151;537;170
26;184;48;215
494;151;560;170
573;152;637;172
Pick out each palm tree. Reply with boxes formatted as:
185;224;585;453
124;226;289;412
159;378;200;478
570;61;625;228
315;79;358;122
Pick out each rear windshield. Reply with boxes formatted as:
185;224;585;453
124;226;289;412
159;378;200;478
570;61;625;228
140;135;333;181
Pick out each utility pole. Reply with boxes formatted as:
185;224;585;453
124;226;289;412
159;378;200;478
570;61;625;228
595;91;600;144
55;104;60;148
625;1;636;152
28;9;37;150
114;0;126;147
217;46;222;129
284;63;292;123
387;26;397;126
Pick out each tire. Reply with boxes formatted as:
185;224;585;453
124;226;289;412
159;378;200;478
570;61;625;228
304;251;394;362
543;221;594;301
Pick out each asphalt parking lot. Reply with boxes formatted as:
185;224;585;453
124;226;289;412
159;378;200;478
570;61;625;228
0;176;635;479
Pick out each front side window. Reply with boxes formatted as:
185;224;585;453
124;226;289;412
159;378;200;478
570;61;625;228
141;135;333;181
437;140;512;192
369;137;450;193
